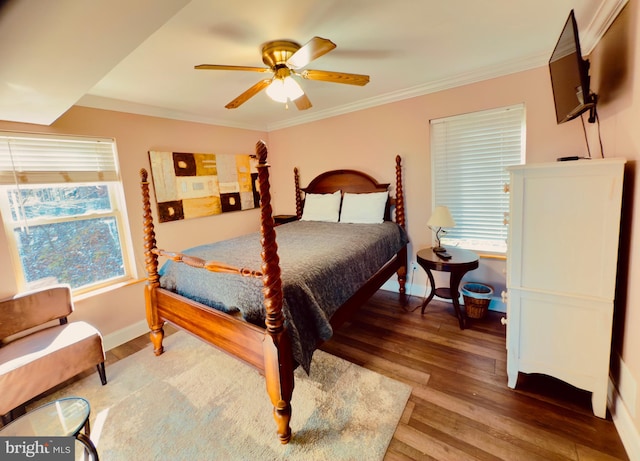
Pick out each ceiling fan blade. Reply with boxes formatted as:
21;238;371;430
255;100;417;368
195;64;271;73
299;69;370;86
287;37;336;69
225;79;271;109
294;93;312;110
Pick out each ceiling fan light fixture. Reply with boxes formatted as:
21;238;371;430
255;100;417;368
265;76;304;103
196;37;368;110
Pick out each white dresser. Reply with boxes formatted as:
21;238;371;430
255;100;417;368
505;158;626;418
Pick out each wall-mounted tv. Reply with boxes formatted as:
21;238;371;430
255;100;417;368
548;10;596;124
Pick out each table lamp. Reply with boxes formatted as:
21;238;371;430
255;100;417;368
427;206;455;253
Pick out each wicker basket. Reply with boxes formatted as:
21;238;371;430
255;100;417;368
461;283;493;319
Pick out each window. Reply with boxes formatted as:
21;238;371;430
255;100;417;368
430;104;525;253
0;132;136;294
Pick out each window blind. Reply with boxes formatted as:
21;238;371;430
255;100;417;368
0;132;119;185
430;104;525;252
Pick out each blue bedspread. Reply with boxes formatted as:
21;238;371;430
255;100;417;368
159;220;408;372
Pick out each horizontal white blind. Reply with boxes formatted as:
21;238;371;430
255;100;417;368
0;132;119;185
431;105;525;251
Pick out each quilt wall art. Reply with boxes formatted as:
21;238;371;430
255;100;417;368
148;151;259;223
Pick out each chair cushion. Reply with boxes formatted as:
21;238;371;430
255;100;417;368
0;321;105;415
0;286;73;339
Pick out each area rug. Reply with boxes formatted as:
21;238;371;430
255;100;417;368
34;332;411;460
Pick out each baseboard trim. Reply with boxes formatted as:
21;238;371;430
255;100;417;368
383;280;507;313
609;376;640;461
102;319;149;352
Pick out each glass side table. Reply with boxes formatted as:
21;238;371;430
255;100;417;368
0;397;98;460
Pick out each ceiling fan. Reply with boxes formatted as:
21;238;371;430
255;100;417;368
195;36;370;110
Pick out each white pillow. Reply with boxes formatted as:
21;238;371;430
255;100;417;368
300;190;342;222
339;191;388;224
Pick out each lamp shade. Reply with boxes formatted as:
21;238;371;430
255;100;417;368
265;76;304;103
427;206;455;228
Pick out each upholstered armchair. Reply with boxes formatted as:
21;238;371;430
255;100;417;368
0;284;107;422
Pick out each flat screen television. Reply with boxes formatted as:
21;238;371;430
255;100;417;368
548;10;596;124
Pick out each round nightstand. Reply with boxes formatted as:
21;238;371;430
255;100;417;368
416;247;479;329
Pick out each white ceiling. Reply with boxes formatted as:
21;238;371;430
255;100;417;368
0;0;627;131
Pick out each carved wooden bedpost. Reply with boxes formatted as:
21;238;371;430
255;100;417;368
140;169;165;355
255;140;294;444
394;155;408;301
294;167;302;219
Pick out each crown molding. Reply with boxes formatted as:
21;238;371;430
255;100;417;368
79;0;628;133
267;52;547;131
269;0;628;131
581;0;629;54
76;95;264;131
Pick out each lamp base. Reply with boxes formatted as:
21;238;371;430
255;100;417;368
433;246;447;253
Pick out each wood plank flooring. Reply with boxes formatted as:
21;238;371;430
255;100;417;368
29;289;628;460
319;290;629;460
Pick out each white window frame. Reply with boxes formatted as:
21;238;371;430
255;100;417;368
0;131;137;294
430;104;526;254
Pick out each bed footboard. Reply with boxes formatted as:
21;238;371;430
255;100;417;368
140;140;293;444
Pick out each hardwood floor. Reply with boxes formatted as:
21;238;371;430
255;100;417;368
69;290;628;460
320;290;629;461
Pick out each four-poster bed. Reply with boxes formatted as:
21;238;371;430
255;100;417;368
139;140;407;443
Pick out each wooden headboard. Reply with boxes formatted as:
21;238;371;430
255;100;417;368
293;157;404;225
301;169;390;195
